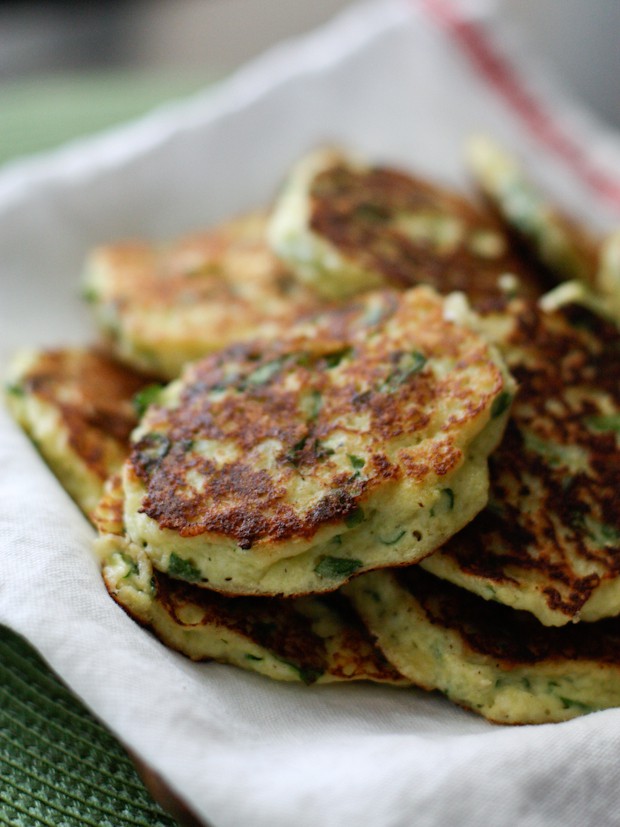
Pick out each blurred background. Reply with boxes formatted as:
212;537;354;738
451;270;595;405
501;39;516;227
1;0;620;167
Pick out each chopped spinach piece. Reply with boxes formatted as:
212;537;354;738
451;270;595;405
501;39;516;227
324;347;352;368
314;556;363;579
307;389;323;421
381;351;427;392
441;488;455;510
285;435;309;466
348;454;365;472
245;357;285;387
5;383;24;397
584;413;620;433
81;286;99;303
291;665;325;686
379;529;406;546
558;696;592;713
344;507;365;528
354;202;390;223
119;552;139;577
168;553;202;582
132;383;164;418
491;391;512;419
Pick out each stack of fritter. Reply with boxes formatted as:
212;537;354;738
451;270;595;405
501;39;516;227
8;139;620;723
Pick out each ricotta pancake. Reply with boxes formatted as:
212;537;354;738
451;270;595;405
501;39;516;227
95;476;407;686
345;567;620;724
116;287;514;596
422;297;620;625
83;211;324;379
466;135;600;286
5;348;148;517
268;148;548;304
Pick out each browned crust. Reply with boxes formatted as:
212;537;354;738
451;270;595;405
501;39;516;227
19;348;148;481
91;213;325;355
309;162;551;306
145;573;404;683
130;288;505;547
436;300;620;619
400;567;620;666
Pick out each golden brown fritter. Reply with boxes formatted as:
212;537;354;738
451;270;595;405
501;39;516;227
5;348;149;517
118;286;514;596
346;566;620;724
268;148;550;304
84;211;325;379
423;298;620;625
96;475;408;686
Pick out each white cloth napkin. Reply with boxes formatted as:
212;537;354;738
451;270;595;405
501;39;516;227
3;2;620;825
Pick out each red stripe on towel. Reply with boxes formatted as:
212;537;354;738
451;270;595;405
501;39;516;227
417;0;620;209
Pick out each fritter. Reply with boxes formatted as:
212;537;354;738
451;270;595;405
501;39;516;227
466;134;600;286
5;348;148;517
95;475;408;686
345;567;620;724
422;296;620;625
268;148;548;304
115;287;514;596
83;211;324;379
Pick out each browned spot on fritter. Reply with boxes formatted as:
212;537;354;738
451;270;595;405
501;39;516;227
434;299;620;620
20;349;148;480
309;163;551;305
131;288;505;547
401;567;620;666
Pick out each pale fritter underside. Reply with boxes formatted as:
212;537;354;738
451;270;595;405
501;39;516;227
4;347;148;517
83;211;325;379
120;286;514;597
423;298;620;625
267;147;549;304
95;476;407;686
345;567;620;725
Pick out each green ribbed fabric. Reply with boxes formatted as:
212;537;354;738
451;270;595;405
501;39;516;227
0;625;178;826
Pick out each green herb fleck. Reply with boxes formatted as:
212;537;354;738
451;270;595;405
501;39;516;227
245;357;285;387
119;553;139;577
168;553;202;582
5;383;24;397
285;435;308;466
584;413;620;433
324;347;352;368
314;556;363;579
245;654;264;662
307;389;323;421
81;286;99;303
344;507;365;528
381;351;427;392
441;488;455;510
558;696;593;713
291;665;325;686
491;391;512;419
354;202;390;223
379;529;406;546
132;383;164;418
348;454;365;471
